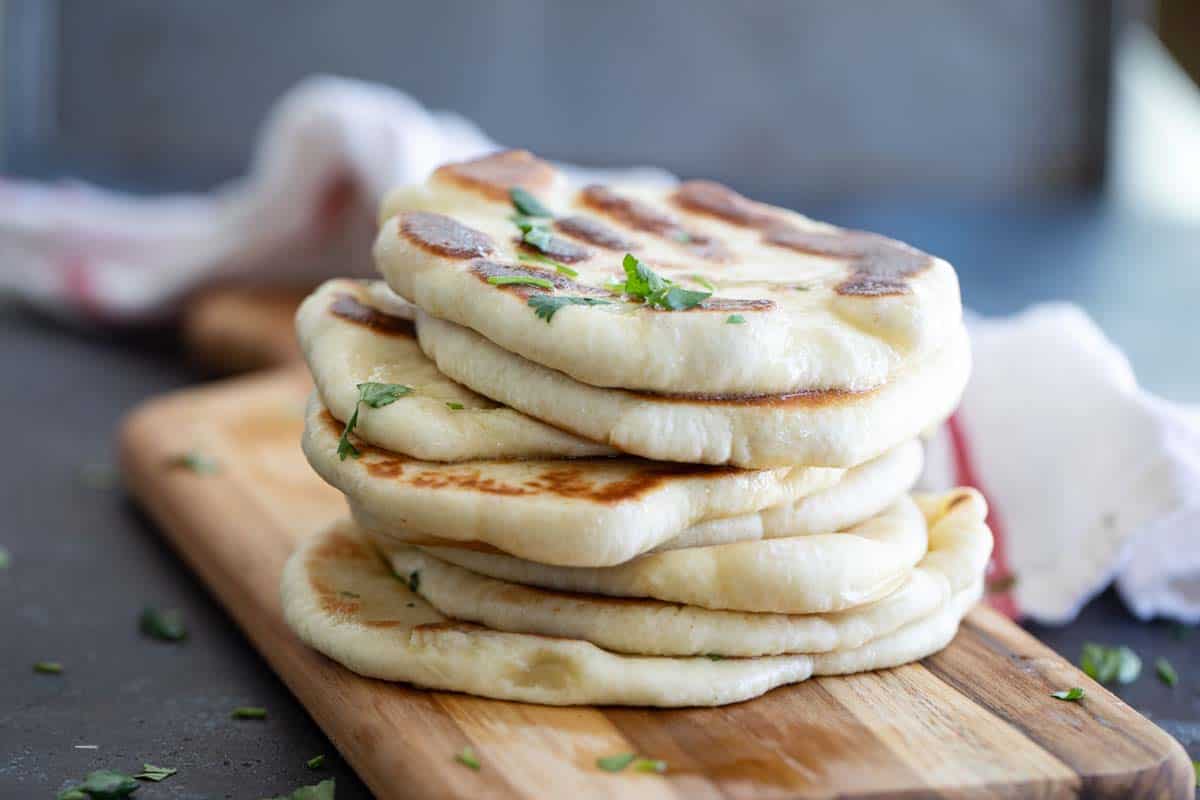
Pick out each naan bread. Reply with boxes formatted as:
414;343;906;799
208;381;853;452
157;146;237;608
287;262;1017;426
375;150;962;396
379;489;990;657
281;518;981;706
415;311;969;468
297;279;614;461
302;395;844;567
423;495;928;614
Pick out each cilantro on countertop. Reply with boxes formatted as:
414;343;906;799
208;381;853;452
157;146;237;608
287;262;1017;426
140;607;187;642
1050;687;1084;701
1080;643;1141;685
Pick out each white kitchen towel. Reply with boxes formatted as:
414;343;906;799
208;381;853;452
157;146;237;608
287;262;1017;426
2;77;1197;624
921;306;1200;624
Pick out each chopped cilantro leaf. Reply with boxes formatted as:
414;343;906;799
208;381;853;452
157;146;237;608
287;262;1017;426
65;769;138;799
140;607;187;642
445;402;464;410
231;706;268;720
306;755;326;770
522;226;554;252
596;753;636;772
136;763;177;782
793;284;812;291
705;653;724;661
510;187;553;218
455;746;481;771
57;790;87;800
261;778;336;800
1155;657;1178;687
34;661;63;674
528;294;614;322
0;546;9;569
690;274;715;291
167;451;219;474
726;315;746;324
1050;687;1084;701
338;382;412;460
519;251;578;277
1080;643;1141;685
632;758;668;774
615;254;710;311
487;275;554;290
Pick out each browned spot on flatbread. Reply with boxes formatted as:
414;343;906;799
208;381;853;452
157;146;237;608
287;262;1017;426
643;297;775;314
764;225;933;297
329;293;415;337
580;185;730;261
555;215;637;251
412;621;486;634
673;180;779;228
469;259;610;298
308;532;377;617
320;411;409;477
627;384;873;408
947;493;973;510
516;236;591;263
400;211;494;259
433;149;555;201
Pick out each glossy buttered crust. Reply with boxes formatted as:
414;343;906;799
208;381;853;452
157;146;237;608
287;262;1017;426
374;150;963;396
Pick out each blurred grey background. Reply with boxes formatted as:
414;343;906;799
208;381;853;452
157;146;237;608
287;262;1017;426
4;0;1124;201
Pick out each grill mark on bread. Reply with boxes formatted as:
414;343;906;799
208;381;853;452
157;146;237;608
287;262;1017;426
580;185;729;261
329;293;416;337
433;149;555;201
673;180;780;228
644;297;775;314
625;384;874;407
469;259;611;297
555;215;638;251
400;211;494;259
515;237;592;263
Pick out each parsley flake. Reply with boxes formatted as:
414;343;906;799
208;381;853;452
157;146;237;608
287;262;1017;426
510;187;553;218
337;382;413;460
455;746;481;771
726;315;745;324
231;706;268;720
487;274;554;290
57;790;87;800
136;763;177;782
306;754;326;770
261;778;336;800
34;661;63;674
1050;687;1084;701
705;653;724;661
633;758;668;774
167;451;219;474
519;251;579;277
1193;760;1199;788
445;402;464;410
1080;643;1141;685
690;274;715;291
0;546;9;569
528;294;614;322
61;770;139;799
614;254;710;311
1155;657;1178;687
596;753;636;772
140;607;187;642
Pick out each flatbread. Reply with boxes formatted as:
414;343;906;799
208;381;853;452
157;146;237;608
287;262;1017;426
297;278;614;461
379;489;990;657
281;518;981;706
423;495;929;614
375;150;963;396
415;311;969;468
303;395;844;567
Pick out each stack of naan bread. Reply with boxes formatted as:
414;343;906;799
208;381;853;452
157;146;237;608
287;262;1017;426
282;151;993;707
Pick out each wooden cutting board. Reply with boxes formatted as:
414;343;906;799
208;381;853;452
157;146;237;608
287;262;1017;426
119;367;1194;799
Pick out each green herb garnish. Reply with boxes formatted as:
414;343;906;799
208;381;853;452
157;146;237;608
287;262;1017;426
167;451;219;474
527;294;615;323
726;315;745;324
231;706;268;720
337;382;413;460
510;187;553;218
140;607;187;642
690;274;715;291
1080;643;1141;684
261;778;336;800
306;755;326;770
455;746;481;771
632;758;668;774
519;251;578;277
1050;687;1084;701
1155;657;1178;687
0;545;8;569
487;275;554;290
445;402;464;410
1193;760;1199;788
135;764;177;782
60;769;139;799
34;661;63;674
1170;622;1193;640
705;653;724;661
614;254;710;311
596;753;636;772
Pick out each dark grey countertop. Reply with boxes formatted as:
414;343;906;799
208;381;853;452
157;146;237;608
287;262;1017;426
1;200;1198;799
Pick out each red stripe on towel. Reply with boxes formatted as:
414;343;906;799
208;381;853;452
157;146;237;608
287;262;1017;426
947;412;1019;618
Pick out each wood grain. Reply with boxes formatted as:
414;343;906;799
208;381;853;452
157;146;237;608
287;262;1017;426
119;368;1195;800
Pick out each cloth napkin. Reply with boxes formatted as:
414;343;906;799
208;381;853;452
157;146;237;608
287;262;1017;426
3;76;1197;625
